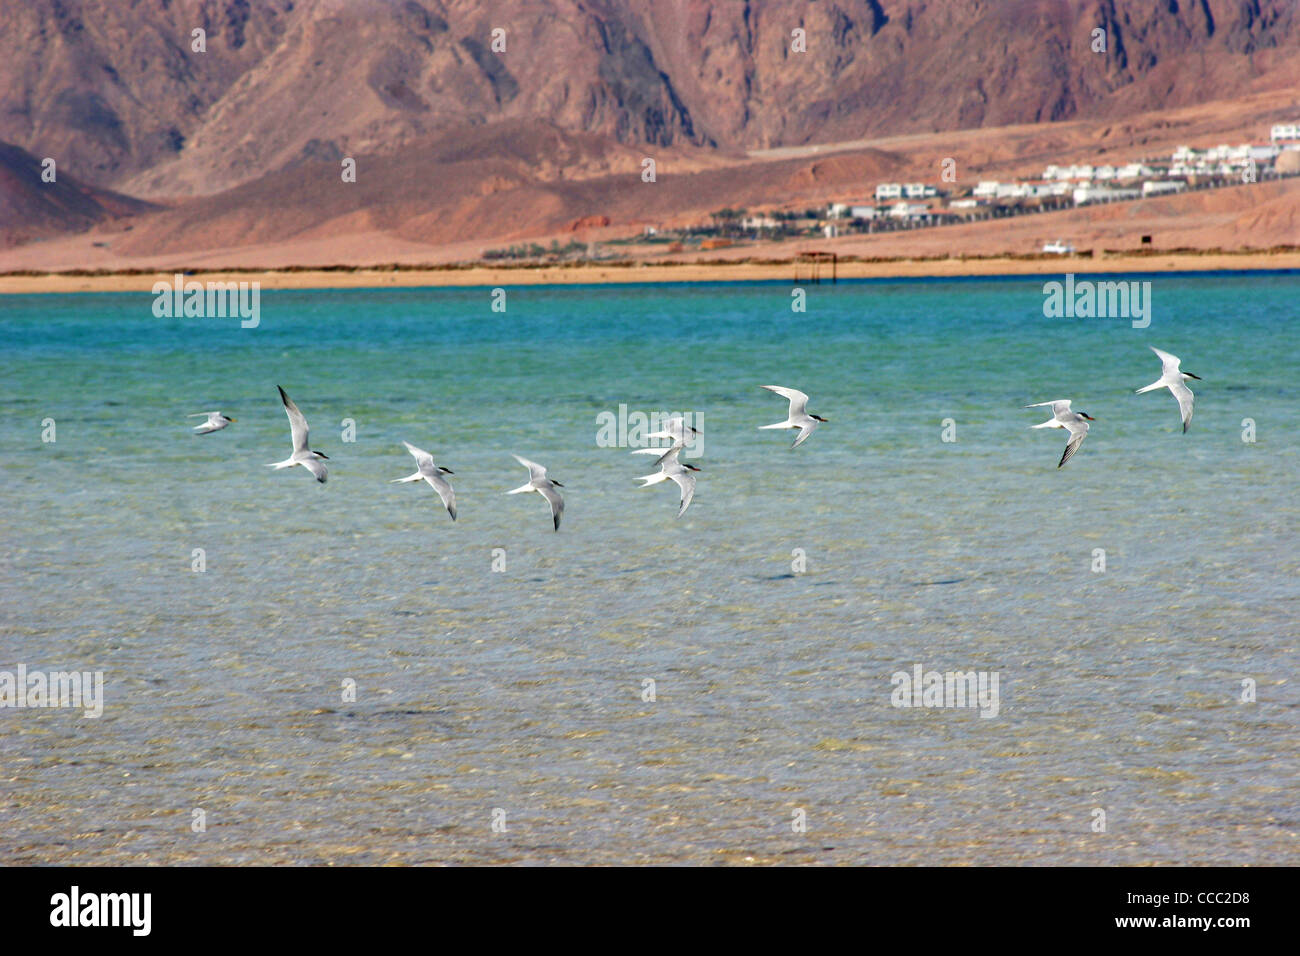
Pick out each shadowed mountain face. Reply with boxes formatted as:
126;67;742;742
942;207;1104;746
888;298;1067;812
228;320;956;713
0;141;154;247
85;119;907;260
1;0;1297;198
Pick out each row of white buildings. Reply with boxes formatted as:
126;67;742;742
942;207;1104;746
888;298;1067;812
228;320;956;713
1168;143;1285;177
873;182;939;200
1042;162;1156;181
821;125;1299;223
827;201;931;221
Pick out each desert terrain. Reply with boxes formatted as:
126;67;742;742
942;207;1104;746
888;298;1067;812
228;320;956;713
1;0;1297;283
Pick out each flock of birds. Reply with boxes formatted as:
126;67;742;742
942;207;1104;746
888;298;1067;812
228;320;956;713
1025;346;1200;467
189;347;1199;528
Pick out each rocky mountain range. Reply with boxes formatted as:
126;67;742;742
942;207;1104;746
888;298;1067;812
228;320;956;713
1;0;1297;262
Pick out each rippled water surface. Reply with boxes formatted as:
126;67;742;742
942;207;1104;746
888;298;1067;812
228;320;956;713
1;274;1296;864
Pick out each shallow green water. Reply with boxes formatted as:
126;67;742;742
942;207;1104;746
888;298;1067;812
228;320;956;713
1;273;1296;863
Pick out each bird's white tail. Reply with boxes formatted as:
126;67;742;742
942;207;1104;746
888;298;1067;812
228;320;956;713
391;472;423;483
759;421;789;430
637;473;668;486
266;459;296;469
506;483;534;495
1136;380;1164;394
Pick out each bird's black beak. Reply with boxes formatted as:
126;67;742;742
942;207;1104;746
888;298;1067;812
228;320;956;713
1081;414;1095;421
1185;372;1202;380
317;452;330;458
686;464;702;471
552;480;564;487
440;467;454;474
813;415;829;422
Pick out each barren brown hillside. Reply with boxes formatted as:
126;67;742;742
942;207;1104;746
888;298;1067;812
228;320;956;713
0;141;154;247
2;0;1298;197
1;0;1298;269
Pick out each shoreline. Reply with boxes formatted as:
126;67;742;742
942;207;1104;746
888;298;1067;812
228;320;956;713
2;251;1298;293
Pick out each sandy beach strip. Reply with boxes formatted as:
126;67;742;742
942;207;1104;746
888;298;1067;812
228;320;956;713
1;252;1298;294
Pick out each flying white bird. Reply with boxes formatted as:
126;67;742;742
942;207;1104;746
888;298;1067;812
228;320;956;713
1025;399;1094;468
507;454;564;531
632;445;700;517
642;416;702;463
1136;346;1200;433
189;411;235;434
266;385;329;483
759;385;827;448
391;441;457;521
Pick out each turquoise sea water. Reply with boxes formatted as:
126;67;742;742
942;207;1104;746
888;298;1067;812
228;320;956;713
1;273;1296;864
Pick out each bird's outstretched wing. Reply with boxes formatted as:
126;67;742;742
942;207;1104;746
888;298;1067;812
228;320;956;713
428;475;457;520
1024;399;1072;417
538;484;564;531
762;385;810;418
633;445;684;467
512;454;548;483
1169;380;1194;433
403;441;438;475
1058;420;1089;468
647;416;697;442
300;457;328;483
278;386;310;454
669;471;696;517
1150;346;1182;376
791;420;819;447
